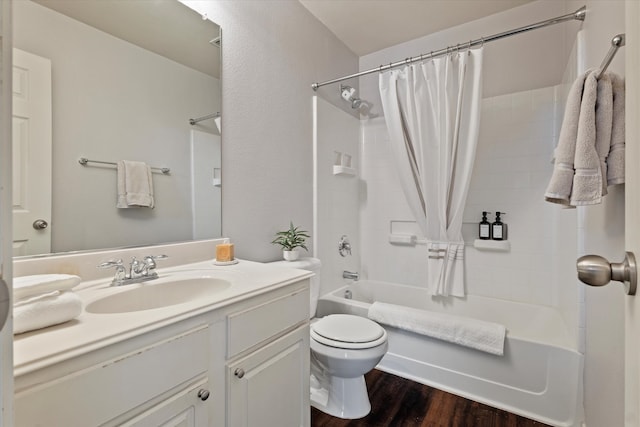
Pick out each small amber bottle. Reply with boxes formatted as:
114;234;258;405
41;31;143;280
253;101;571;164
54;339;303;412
492;212;507;241
479;211;491;240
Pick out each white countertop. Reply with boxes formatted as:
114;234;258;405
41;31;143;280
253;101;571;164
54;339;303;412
14;259;312;377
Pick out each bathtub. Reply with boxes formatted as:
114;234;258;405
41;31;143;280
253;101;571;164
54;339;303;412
316;280;584;427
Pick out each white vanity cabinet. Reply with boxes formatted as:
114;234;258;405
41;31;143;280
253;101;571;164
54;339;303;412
15;325;212;427
226;288;310;427
14;275;311;427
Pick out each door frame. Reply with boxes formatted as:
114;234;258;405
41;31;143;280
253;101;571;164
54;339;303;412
626;1;640;425
0;0;14;425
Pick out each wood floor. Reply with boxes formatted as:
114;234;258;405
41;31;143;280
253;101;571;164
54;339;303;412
311;370;551;427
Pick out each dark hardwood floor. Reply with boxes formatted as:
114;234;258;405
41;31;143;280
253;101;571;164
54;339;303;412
311;370;551;427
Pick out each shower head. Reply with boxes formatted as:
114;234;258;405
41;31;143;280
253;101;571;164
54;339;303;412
340;84;356;102
340;84;364;109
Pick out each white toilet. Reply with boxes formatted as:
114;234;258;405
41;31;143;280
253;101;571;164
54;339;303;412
270;257;388;419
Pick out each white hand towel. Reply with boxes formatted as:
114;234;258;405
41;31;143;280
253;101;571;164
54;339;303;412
117;160;155;208
368;302;506;356
594;72;613;196
14;290;82;335
545;70;590;206
14;274;81;300
570;70;602;206
607;73;625;185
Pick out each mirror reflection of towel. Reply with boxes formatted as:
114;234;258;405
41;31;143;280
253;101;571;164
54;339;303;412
116;160;155;208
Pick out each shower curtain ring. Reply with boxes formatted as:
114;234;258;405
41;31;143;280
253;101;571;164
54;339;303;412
480;37;485;48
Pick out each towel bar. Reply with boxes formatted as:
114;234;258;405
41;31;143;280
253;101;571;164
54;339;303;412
78;157;170;175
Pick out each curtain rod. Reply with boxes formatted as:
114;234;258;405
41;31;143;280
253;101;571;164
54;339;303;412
311;6;586;91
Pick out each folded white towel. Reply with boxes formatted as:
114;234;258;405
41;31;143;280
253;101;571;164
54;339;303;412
546;69;625;207
368;302;506;356
571;70;602;206
14;290;82;335
607;73;625;185
14;274;81;301
594;72;613;197
545;70;590;206
117;160;155;208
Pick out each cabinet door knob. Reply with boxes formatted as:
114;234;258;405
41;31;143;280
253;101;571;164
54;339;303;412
197;389;210;401
234;368;245;378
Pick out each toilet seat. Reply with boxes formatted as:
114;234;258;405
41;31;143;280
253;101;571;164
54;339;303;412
311;314;387;349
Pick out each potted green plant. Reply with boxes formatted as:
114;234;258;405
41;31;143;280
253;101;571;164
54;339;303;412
271;222;310;261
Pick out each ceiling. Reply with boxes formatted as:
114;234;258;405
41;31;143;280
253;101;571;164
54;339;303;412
33;0;220;78
299;0;536;56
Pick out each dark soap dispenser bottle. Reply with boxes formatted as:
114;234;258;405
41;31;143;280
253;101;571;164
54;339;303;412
479;211;491;240
492;212;507;241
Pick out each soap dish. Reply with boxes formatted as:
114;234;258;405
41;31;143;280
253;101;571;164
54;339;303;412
213;259;239;266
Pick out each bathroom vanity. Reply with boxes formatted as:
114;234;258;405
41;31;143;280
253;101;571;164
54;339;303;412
13;251;311;427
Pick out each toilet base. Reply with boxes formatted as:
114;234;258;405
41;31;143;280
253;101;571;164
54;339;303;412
310;374;371;419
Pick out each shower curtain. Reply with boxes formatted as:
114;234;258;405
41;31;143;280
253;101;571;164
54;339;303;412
379;47;483;297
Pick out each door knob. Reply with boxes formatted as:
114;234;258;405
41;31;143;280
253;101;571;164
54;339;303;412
32;219;48;230
576;251;637;295
234;368;245;378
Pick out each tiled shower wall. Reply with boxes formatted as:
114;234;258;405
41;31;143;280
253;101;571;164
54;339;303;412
359;84;579;348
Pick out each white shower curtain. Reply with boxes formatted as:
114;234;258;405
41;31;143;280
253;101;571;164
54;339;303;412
379;47;483;297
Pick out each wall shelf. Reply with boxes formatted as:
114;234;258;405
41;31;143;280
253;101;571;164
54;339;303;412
333;165;357;176
473;239;510;252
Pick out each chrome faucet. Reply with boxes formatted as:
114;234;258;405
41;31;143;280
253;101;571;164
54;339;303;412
338;235;352;257
98;254;168;286
343;270;359;281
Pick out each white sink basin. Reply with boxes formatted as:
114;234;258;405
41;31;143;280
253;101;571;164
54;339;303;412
85;277;232;314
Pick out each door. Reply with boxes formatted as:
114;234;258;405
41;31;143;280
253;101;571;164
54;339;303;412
626;1;640;425
120;380;210;427
12;48;51;256
227;326;310;427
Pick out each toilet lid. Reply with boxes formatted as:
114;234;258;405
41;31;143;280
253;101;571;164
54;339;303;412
311;314;385;348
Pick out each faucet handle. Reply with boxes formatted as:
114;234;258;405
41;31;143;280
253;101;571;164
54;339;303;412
338;235;352;257
142;254;168;272
97;259;126;283
97;259;124;269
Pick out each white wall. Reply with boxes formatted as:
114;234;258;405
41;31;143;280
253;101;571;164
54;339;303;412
314;96;360;296
564;1;627;425
14;0;220;253
180;1;359;262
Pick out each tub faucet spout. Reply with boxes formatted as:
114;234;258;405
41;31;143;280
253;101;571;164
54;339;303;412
343;270;359;281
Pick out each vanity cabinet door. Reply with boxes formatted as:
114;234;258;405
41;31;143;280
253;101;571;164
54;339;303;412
121;379;210;427
15;326;209;426
227;324;310;427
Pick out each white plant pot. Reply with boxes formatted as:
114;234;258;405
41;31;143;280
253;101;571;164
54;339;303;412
283;250;300;261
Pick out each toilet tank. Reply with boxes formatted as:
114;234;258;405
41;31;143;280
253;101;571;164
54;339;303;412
269;257;321;318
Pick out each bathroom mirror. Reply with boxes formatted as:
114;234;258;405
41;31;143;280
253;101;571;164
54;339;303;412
12;0;221;257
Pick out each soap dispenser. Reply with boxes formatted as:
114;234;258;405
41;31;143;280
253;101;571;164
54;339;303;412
492;212;507;241
479;211;491;240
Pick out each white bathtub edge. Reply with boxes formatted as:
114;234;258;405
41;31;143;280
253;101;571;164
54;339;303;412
377;351;584;427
